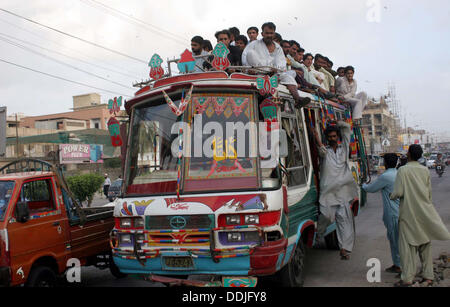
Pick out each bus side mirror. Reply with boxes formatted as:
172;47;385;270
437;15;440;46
16;202;30;223
279;129;288;158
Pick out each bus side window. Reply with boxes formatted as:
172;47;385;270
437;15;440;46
281;115;307;187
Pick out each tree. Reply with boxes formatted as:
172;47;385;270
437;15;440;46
67;174;104;207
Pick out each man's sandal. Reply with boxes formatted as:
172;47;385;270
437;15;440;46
385;265;402;274
394;280;413;287
420;279;433;287
340;250;350;260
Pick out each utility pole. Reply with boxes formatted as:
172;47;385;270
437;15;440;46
15;113;19;158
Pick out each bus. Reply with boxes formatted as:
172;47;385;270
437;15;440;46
109;57;369;287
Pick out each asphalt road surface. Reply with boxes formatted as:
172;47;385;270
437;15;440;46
76;170;450;287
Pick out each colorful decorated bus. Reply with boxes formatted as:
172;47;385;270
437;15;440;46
108;49;369;287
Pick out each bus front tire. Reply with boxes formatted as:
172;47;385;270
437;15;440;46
277;240;306;287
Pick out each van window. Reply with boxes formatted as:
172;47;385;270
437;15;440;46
0;181;15;221
19;179;56;216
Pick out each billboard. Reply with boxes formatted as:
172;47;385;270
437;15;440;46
0;107;6;157
59;144;104;164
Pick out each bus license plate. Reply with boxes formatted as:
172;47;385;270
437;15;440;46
163;256;194;270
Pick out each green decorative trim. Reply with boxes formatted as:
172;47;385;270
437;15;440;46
287;183;318;237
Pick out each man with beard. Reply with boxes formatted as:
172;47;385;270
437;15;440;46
391;145;450;287
242;22;310;108
313;120;359;260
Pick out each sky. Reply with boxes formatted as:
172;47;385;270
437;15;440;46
0;0;449;140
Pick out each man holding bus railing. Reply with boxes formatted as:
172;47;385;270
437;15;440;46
313;119;359;260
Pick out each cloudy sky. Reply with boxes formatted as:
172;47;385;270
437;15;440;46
0;0;449;139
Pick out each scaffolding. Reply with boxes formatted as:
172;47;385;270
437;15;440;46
385;83;403;152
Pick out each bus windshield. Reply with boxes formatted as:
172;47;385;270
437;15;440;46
125;92;261;196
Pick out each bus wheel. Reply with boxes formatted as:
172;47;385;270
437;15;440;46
277;240;306;287
325;230;340;250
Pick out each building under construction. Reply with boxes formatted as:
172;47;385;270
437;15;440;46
361;84;403;154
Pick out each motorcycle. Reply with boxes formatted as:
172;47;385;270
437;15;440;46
436;164;444;178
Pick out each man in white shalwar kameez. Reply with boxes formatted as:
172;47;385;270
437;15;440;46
391;145;450;287
313;120;359;260
241;22;310;108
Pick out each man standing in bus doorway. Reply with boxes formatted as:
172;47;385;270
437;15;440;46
362;153;401;274
390;145;450;287
313;120;359;260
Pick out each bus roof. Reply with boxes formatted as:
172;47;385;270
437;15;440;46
126;71;347;114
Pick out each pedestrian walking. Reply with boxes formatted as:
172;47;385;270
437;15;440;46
313;119;359;260
363;153;401;273
390;145;450;287
103;174;111;199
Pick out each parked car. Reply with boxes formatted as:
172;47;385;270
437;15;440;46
107;179;123;202
0;159;123;287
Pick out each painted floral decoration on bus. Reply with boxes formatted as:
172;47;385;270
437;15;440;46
149;53;164;80
256;75;278;96
211;42;230;71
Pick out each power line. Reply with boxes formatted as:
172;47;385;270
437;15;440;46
0;8;148;64
0;32;138;79
0;35;133;89
80;0;189;45
0;57;132;97
0;17;143;77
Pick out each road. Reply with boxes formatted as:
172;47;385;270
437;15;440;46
76;170;450;287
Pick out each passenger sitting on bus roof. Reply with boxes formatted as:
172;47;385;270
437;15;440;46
337;67;346;78
280;40;292;68
191;36;209;72
218;30;242;65
294;67;334;97
335;66;368;121
300;53;323;89
229;27;240;46
314;54;336;93
287;40;303;69
242;22;311;108
202;40;213;53
247;26;259;42
323;57;338;77
235;35;248;52
274;33;283;44
203;30;242;70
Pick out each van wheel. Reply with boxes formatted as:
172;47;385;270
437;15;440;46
26;266;57;287
277;240;306;287
109;259;127;279
325;230;340;250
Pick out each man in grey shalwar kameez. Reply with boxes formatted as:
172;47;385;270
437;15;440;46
391;145;450;287
314;120;359;260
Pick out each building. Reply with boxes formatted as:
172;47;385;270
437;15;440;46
20;93;112;131
362;96;403;154
4;93;127;159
